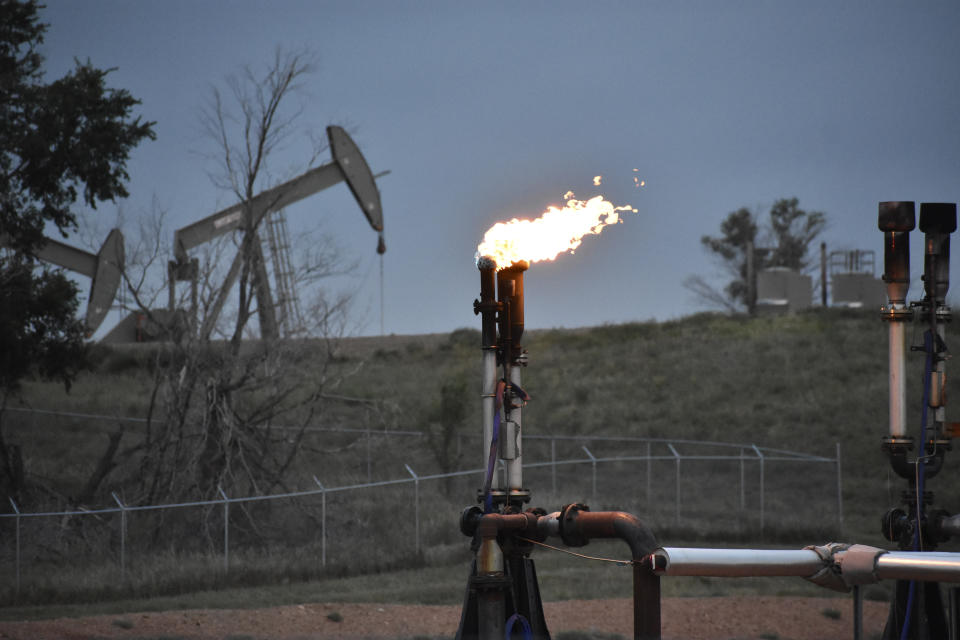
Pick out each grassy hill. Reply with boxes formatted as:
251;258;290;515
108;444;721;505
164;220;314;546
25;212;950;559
3;308;960;609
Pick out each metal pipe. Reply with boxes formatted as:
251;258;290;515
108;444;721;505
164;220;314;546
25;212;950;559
541;506;660;640
919;202;956;434
879;201;916;438
496;262;528;365
476;257;500;491
650;546;960;585
876;552;960;583
467;512;544;640
919;202;956;305
889;322;908;438
651;547;823;578
495;261;528;504
506;365;523;492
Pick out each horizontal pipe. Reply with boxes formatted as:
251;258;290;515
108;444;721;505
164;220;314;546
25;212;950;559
877;552;960;583
652;546;960;585
652;547;823;578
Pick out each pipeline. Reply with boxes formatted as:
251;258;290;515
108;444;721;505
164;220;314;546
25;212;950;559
538;505;660;640
650;545;960;587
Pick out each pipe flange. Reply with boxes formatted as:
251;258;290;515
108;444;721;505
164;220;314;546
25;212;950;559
478;489;508;505
558;503;591;547
882;436;914;451
880;305;913;322
508;488;532;505
936;306;952;322
470;574;513;591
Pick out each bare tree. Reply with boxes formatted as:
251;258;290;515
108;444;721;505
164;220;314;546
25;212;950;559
199;46;324;343
78;48;363;511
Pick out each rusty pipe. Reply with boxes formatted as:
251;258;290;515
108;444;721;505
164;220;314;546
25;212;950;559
540;505;661;640
497;261;528;365
471;511;543;640
475;257;500;486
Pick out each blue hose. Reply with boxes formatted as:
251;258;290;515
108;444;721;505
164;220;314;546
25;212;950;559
505;613;532;640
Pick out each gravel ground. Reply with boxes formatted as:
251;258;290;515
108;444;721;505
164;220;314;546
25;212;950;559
0;596;888;639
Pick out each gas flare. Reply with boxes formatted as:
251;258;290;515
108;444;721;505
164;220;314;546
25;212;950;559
476;192;637;270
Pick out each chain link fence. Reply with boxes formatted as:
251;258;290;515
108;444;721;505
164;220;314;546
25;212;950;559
0;409;841;599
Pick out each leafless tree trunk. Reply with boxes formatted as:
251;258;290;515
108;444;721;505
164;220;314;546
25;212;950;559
199;46;323;343
78;47;362;512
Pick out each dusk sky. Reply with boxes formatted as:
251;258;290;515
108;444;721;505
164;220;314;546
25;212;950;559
39;1;960;338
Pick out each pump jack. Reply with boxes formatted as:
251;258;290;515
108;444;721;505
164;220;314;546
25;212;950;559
1;228;124;335
166;125;386;340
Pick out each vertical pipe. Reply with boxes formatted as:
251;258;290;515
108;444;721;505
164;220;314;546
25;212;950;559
635;566;662;640
836;442;844;535
853;585;863;640
950;586;960;640
477;258;498;493
366;422;372;483
507;366;523;492
497;262;528;498
879;202;915;438
646;441;652;509
889;323;907;437
481;350;497;484
919;202;956;437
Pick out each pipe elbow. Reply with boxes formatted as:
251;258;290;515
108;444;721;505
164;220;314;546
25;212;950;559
556;504;658;560
610;511;660;561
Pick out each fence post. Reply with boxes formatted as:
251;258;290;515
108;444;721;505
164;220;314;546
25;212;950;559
836;442;844;535
646;441;652;509
9;498;20;595
218;487;229;573
752;445;765;537
581;446;597;505
667;443;681;525
739;447;746;511
405;464;420;555
313;476;326;567
366;424;372;483
551;437;557;494
111;492;126;580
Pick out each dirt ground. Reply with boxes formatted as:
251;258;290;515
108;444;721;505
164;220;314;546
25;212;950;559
0;596;888;640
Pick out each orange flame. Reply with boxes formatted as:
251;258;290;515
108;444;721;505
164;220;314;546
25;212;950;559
476;192;637;270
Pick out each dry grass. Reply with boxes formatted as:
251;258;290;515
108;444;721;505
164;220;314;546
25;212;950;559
2;308;957;610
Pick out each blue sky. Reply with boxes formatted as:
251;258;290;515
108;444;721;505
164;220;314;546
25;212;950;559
40;1;960;337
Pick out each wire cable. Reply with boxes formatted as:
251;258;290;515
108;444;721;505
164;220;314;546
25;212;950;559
517;536;635;567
